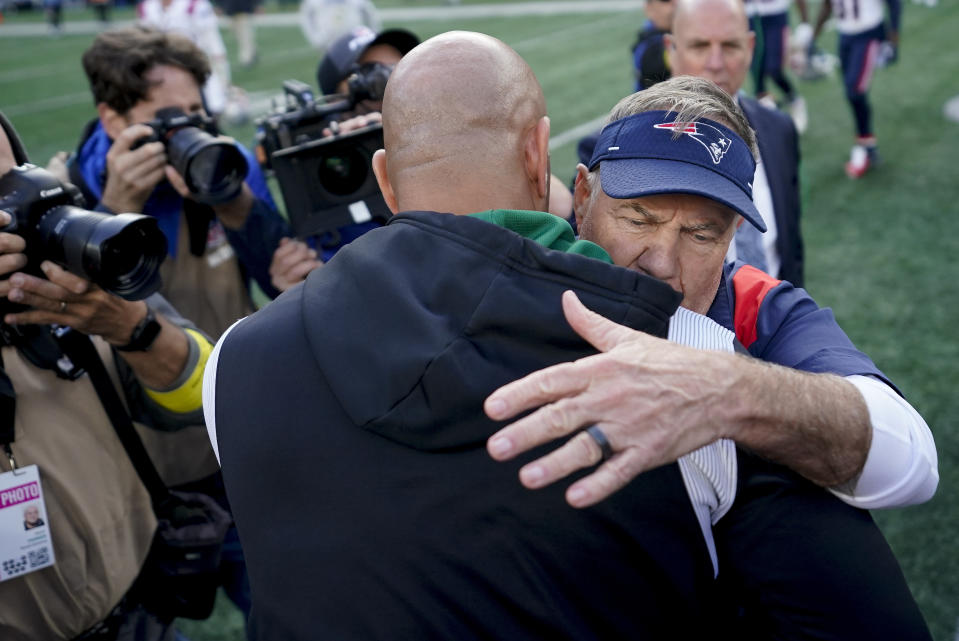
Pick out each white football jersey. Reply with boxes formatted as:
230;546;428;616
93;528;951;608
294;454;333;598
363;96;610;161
139;0;226;57
830;0;886;34
745;0;793;18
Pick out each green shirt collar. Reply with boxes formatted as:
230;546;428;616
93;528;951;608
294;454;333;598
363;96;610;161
468;209;613;264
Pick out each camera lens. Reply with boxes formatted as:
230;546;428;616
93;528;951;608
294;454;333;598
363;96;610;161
166;128;249;205
316;147;369;197
36;207;168;300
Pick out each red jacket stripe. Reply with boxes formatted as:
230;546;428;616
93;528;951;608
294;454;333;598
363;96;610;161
732;264;781;349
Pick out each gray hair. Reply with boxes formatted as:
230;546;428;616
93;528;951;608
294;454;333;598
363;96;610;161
586;75;758;200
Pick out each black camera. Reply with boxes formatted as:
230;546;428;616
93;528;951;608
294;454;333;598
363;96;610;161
0;164;167;301
134;107;249;206
255;65;393;241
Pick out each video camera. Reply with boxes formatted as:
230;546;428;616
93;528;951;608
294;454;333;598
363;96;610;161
255;63;393;242
0;164;167;303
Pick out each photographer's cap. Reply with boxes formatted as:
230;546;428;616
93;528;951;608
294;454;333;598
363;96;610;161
317;26;420;95
588;110;765;232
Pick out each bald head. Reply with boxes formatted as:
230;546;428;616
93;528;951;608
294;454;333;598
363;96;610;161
673;0;748;32
667;0;754;96
372;31;551;215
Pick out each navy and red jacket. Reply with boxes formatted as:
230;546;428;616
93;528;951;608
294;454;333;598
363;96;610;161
708;261;887;384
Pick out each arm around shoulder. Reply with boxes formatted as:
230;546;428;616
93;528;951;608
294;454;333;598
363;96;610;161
718;355;873;489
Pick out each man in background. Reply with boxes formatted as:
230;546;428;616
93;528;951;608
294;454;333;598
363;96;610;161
70;26;287;338
268;25;420;291
632;0;674;91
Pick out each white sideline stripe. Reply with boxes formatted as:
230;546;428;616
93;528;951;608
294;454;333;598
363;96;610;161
2;92;91;117
376;0;641;21
511;12;628;52
0;0;642;37
0;62;80;83
549;115;608;150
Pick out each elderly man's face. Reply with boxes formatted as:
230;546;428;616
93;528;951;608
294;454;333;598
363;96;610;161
575;172;739;314
667;0;754;96
24;505;40;524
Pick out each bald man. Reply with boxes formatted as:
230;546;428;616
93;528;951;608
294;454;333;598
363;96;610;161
204;32;725;640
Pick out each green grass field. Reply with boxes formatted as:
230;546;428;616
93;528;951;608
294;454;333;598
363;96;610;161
2;1;958;638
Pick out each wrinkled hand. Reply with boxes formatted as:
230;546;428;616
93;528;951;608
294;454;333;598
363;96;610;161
100;124;168;214
270;237;322;292
3;258;144;344
322;112;383;138
485;290;736;508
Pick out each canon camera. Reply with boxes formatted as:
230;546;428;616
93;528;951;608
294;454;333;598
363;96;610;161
133;107;249;206
0;164;167;301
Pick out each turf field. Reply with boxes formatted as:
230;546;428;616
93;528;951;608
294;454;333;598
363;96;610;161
2;0;958;638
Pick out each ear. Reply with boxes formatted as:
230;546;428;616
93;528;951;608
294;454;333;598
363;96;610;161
736;216;745;230
97;103;128;141
524;116;551;210
664;33;675;69
572;164;592;230
744;30;756;67
372;149;399;214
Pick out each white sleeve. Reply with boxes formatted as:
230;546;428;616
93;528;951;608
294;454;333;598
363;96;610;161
202;318;245;465
828;375;938;509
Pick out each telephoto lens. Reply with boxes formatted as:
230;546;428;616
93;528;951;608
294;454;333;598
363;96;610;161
152;107;249;205
0;164;168;301
35;208;167;300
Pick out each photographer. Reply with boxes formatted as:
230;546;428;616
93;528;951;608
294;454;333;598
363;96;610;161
268;25;419;292
0;111;218;640
69;26;290;337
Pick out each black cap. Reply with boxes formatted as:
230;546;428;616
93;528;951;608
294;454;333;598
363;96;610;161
316;26;420;96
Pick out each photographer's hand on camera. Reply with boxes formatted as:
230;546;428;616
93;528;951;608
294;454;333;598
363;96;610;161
0;215;27;276
0;211;189;389
269;237;322;292
321;111;383;138
100;124;168;214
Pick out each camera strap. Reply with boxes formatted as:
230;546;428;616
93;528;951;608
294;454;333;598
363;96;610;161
55;329;174;512
183;199;215;258
0;351;17;467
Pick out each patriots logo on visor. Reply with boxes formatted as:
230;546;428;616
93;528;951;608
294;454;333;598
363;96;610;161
654;121;733;165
